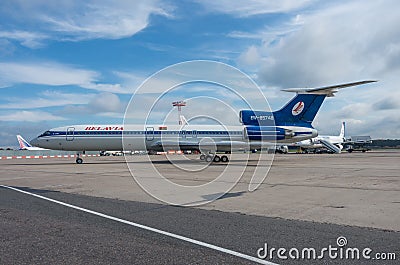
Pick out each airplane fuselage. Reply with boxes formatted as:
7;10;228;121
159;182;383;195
295;135;344;148
30;124;317;152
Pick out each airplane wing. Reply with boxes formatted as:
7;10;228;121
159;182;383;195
281;80;377;97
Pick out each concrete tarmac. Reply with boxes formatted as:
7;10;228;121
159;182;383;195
1;186;398;264
1;151;399;264
1;151;399;230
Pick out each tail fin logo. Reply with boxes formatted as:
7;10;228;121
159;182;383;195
292;101;305;116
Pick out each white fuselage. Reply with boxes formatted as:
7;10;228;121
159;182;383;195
30;124;317;152
294;135;344;149
292;122;345;150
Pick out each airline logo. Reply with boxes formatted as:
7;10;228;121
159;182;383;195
17;136;31;149
292;101;305;116
85;126;123;131
18;138;26;149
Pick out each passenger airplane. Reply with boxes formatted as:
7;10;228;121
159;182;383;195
30;81;376;163
292;122;346;153
17;135;48;150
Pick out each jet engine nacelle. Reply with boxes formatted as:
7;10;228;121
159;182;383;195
244;126;287;141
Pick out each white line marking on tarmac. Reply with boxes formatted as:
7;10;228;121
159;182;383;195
1;185;277;265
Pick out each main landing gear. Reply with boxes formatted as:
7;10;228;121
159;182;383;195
199;154;229;163
76;153;83;164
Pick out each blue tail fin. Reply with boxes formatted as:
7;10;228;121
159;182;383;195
273;94;326;127
240;80;376;128
240;94;326;128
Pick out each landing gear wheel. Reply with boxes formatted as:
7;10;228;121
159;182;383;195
221;155;229;162
213;155;221;162
76;158;83;164
205;155;213;163
200;154;206;160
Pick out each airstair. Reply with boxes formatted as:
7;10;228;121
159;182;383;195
319;139;341;153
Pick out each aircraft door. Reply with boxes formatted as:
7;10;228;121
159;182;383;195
66;127;75;141
181;130;186;139
146;127;154;141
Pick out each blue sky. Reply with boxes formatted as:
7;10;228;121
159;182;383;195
0;0;399;147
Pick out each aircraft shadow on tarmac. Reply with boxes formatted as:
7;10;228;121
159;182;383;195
202;191;246;201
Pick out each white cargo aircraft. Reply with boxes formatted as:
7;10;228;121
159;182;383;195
292;122;346;153
30;81;376;163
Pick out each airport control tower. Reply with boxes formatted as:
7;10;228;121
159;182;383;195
172;101;186;125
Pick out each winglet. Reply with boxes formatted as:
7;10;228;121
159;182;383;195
281;80;377;97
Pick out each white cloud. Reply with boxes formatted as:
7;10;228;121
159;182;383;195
0;110;65;122
314;105;400;139
255;1;400;87
228;15;304;46
237;45;261;68
0;0;172;46
115;62;271;109
235;1;400;138
373;97;400;110
113;71;155;93
97;112;125;119
0;90;97;109
195;0;312;17
124;93;242;126
0;62;97;87
82;83;133;94
88;92;124;113
0;61;133;93
60;92;126;116
0;30;48;48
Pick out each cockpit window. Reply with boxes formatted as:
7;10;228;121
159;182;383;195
39;131;51;137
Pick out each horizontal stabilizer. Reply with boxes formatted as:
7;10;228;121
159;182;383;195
281;80;377;97
319;139;341;153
